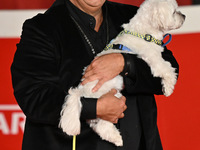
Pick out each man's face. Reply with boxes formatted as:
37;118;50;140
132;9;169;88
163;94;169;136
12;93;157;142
70;0;106;14
81;0;106;7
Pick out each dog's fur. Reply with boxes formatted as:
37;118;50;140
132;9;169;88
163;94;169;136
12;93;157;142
59;0;185;146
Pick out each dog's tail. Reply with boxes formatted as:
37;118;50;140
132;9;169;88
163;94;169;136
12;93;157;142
59;87;82;136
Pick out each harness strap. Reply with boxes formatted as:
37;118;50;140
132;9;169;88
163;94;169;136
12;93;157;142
112;44;132;51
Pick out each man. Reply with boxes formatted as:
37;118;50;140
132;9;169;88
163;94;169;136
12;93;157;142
11;0;179;149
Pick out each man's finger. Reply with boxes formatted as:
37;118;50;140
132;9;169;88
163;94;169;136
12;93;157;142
119;113;125;118
113;118;118;124
84;65;92;73
92;79;105;93
82;70;94;79
123;105;127;111
85;57;99;73
110;89;118;95
81;75;99;85
120;96;126;103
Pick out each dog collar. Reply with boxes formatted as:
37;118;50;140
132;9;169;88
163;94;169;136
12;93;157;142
104;30;172;51
118;30;163;46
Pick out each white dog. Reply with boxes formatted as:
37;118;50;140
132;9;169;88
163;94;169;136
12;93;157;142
59;0;185;146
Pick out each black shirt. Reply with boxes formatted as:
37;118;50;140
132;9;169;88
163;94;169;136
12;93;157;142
66;0;133;77
66;0;116;57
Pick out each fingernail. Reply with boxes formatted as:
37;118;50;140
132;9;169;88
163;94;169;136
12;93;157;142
92;88;96;93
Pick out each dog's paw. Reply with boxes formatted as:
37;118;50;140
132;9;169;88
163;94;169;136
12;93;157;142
59;87;82;136
92;120;123;146
107;126;123;146
60;118;81;136
112;133;123;146
60;104;81;135
162;72;177;96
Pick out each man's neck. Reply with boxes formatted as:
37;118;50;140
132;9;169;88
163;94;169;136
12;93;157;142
94;10;103;32
69;0;103;31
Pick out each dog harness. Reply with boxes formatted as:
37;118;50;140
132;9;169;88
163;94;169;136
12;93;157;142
104;30;172;51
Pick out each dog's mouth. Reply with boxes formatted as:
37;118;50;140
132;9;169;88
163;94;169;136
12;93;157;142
178;11;186;19
179;13;186;26
171;11;186;30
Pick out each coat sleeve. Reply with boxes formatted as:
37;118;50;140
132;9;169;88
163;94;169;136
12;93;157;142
11;18;68;126
11;16;99;125
122;47;179;95
80;98;97;120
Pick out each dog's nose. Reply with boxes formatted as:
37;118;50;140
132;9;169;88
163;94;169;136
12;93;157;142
178;11;186;20
182;14;186;20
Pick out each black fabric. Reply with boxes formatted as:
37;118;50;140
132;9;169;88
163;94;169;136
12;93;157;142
80;97;97;120
120;53;136;78
11;0;179;149
66;0;111;55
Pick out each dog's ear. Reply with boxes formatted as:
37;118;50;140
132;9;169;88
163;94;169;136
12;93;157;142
151;0;185;32
150;1;177;32
149;1;165;31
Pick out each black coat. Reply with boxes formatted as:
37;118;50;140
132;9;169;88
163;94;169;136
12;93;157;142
11;0;179;150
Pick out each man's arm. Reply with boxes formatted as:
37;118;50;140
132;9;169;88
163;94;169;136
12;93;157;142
122;47;179;95
11;19;66;125
82;47;179;95
11;18;127;126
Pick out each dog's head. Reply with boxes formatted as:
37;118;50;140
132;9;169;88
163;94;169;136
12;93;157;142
144;0;185;32
123;0;185;34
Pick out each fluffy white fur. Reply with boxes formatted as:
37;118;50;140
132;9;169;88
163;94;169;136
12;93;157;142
59;0;185;146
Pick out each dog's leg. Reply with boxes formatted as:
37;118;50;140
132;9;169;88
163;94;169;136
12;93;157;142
141;51;177;96
151;57;177;96
90;119;123;146
161;61;177;96
59;88;82;135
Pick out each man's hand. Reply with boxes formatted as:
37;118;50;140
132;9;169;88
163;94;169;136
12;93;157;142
82;53;124;92
96;89;127;123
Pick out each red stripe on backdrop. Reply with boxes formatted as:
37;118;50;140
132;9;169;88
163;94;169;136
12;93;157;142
156;32;200;150
0;0;55;9
0;38;24;150
0;110;24;150
110;0;192;6
0;0;193;9
0;38;20;104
